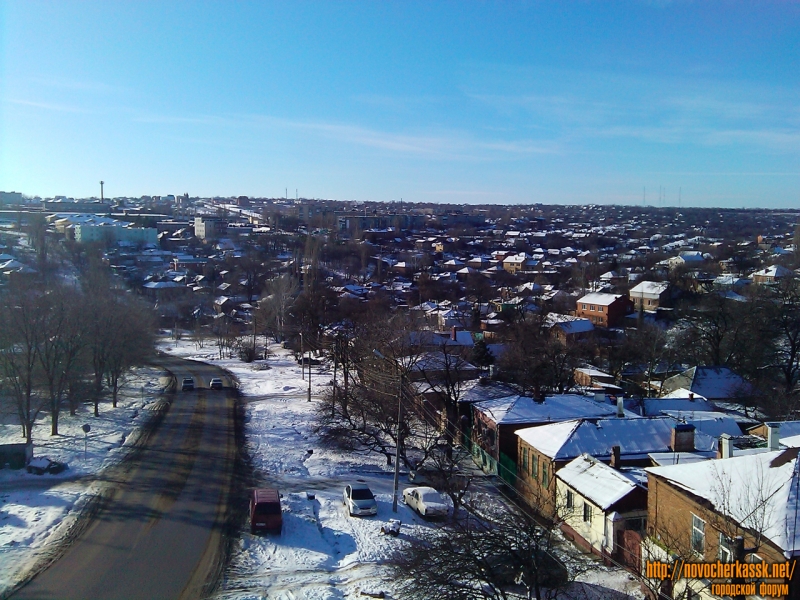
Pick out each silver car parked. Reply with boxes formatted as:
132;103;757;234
343;483;378;517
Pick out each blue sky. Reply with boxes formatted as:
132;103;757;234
1;1;798;207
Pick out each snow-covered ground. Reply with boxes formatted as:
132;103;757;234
0;334;645;599
0;367;166;593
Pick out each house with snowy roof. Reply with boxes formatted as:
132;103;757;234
752;264;794;285
629;280;670;311
516;417;717;519
555;454;648;564
661;366;753;403
575;292;633;327
470;394;619;480
543;314;595;342
645;448;800;599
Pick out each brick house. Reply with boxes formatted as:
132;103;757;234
752;264;794;285
469;394;616;481
629;281;670;311
515;418;716;521
645;448;800;600
575;292;633;327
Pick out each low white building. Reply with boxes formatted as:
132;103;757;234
557;454;648;562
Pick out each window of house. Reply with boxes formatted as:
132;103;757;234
531;453;538;479
626;517;646;532
566;490;574;511
691;514;705;555
582;303;587;310
542;462;549;487
522;448;529;472
718;533;735;563
583;502;592;523
590;305;596;311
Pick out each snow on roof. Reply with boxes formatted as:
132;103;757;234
577;292;624;305
557;454;642;510
647;449;800;557
662;367;751;400
661;411;743;438
648;452;716;466
544;313;594;334
659;388;709;402
639;396;714;415
517;417;718;461
475;395;617;425
752;265;794;278
629;281;669;297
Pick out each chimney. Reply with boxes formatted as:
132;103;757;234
616;396;625;418
671;424;696;453
688;392;694;402
767;423;781;451
610;445;621;469
535;392;546;404
451;326;460;341
718;433;733;459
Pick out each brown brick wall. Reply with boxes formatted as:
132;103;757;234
648;473;797;599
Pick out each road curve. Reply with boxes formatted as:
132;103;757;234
10;356;237;600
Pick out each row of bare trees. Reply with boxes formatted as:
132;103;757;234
0;279;154;442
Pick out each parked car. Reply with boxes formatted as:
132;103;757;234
402;486;448;518
250;488;282;534
181;377;194;391
343;483;378;516
209;378;223;390
27;457;67;475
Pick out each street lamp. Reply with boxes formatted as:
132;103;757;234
373;348;403;513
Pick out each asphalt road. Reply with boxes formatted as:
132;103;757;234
10;357;236;600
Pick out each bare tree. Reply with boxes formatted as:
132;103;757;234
390;498;572;600
36;285;86;434
0;283;46;442
255;274;298;342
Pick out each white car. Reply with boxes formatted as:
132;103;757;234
343;483;378;517
402;486;448;518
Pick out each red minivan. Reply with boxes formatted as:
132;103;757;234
250;488;282;534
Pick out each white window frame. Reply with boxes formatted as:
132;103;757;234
583;502;592;523
691;514;705;556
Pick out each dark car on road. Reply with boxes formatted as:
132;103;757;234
181;377;194;391
209;378;223;390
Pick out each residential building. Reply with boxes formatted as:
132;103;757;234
645;448;800;599
556;454;647;565
629;281;670;310
575;292;633;327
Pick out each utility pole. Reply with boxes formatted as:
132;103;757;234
307;355;312;402
300;332;305;380
373;349;403;513
391;372;403;513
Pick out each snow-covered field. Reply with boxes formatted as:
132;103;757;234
0;367;166;592
0;335;645;599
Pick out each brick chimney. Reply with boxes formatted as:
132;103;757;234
610;445;621;469
671;424;695;453
451;326;460;341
